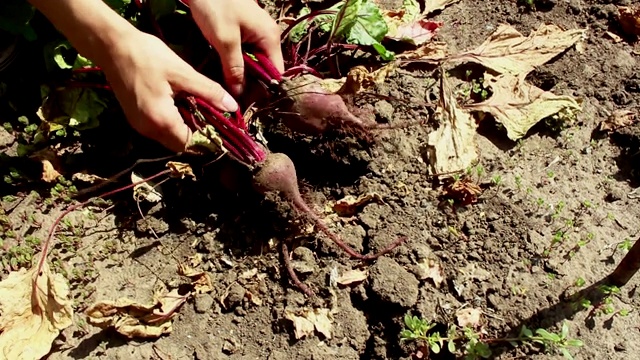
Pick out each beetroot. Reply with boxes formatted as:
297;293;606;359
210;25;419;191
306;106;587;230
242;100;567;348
243;53;375;136
252;152;406;261
277;74;372;135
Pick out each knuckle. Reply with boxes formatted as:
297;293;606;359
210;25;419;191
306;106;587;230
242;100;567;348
227;66;245;81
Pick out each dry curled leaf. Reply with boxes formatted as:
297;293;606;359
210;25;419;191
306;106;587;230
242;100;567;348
0;262;74;360
416;258;445;288
397;41;448;63
425;76;479;176
185;124;226;156
72;172;108;184
131;172;163;203
423;0;461;15
285;308;333;340
451;24;586;75
336;269;368;285
85;289;188;339
338;62;398;94
41;159;61;183
166;161;195;180
464;72;582;141
619;5;640;36
177;263;213;294
443;178;483;206
597;110;637;133
456;307;482;328
332;193;384;217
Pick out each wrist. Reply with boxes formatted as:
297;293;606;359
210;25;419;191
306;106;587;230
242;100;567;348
28;0;138;68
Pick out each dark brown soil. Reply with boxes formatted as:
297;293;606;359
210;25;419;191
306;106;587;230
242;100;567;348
2;1;640;360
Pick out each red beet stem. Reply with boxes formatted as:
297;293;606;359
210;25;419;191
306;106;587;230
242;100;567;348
282;65;322;78
253;52;283;82
72;66;103;74
291;195;406;260
282;242;314;297
243;53;277;85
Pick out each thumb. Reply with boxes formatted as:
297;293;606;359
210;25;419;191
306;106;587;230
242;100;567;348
147;101;194;153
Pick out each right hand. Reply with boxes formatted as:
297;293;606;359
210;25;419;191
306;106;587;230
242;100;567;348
100;30;239;152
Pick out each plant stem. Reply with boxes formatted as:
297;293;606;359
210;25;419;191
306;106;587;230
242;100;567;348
33;169;172;295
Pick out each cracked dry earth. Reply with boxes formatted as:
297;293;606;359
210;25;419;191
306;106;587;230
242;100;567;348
1;0;640;359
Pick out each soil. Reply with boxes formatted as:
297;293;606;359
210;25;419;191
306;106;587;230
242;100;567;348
1;1;640;360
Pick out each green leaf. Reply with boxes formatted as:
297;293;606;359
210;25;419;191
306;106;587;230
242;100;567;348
40;86;108;131
566;339;584;348
372;42;395;60
520;326;533;338
535;329;560;342
560;347;574;360
561;322;569;338
476;342;492;358
149;0;177;20
288;7;312;43
430;342;440;354
447;340;456;353
332;0;388;46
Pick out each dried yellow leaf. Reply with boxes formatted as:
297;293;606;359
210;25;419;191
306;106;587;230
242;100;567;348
85;289;188;339
0;262;73;360
464;72;582;140
333;193;384;217
451;24;586;75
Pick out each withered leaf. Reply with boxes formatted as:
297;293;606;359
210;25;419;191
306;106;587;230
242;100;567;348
423;0;462;15
425;75;479;176
285;308;333;340
417;258;445;288
85;289;189;339
456;307;482;328
451;24;586;75
332;193;385;216
336;269;368;285
597;110;637;133
0;262;74;360
166;161;195;180
464;72;582;141
131;172;163;203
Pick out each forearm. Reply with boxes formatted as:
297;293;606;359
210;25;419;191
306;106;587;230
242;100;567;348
27;0;136;67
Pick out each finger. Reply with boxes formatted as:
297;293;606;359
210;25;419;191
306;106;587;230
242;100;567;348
170;64;239;113
247;15;285;73
144;100;194;153
212;31;246;97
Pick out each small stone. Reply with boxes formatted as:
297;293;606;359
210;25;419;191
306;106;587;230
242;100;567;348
368;257;419;308
194;293;214;313
359;212;379;230
614;341;627;352
224;283;246;309
222;338;238;355
374;100;394;122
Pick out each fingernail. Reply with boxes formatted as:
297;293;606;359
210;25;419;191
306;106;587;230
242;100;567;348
222;93;238;112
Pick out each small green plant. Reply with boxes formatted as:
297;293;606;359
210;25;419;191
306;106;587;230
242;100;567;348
400;315;582;359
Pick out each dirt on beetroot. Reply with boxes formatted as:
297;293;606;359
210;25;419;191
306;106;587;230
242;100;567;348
1;0;640;359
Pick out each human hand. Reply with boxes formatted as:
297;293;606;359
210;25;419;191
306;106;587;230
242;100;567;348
101;30;239;152
188;0;284;97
